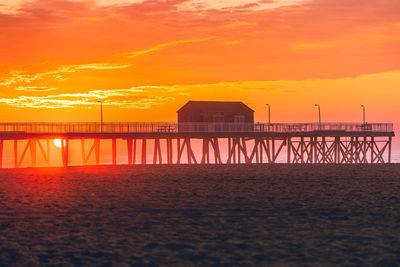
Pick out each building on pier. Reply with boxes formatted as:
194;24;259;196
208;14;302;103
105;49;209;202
177;101;255;132
177;101;254;123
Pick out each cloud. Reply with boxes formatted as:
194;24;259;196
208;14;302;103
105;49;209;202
178;0;309;11
0;0;309;14
219;22;250;29
0;86;176;109
119;37;216;58
72;63;132;70
1;0;400;83
16;86;58;92
0;0;144;14
222;40;240;45
1;63;131;87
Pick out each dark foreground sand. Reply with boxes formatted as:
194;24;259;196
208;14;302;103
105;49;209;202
1;164;400;266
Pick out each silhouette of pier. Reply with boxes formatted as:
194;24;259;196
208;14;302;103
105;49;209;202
0;122;394;168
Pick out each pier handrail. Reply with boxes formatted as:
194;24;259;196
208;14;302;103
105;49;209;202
0;122;393;134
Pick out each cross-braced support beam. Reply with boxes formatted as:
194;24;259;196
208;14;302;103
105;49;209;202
81;139;100;166
2;133;393;168
177;138;197;164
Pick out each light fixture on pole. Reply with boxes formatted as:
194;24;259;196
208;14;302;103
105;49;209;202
361;105;366;125
315;104;321;129
97;100;103;132
266;104;271;131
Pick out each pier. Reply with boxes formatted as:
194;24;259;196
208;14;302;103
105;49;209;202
0;122;394;168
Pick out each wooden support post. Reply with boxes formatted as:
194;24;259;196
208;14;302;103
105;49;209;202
271;137;276;163
166;138;172;164
300;137;304;164
157;139;162;164
266;138;272;163
153;138;162;164
309;137;314;163
0;140;3;168
14;140;18;168
237;138;241;164
61;139;69;167
370;137;374;164
363;136;367;163
153;139;157;164
133;139;137;165
253;139;259;164
287;137;291;163
349;137;353;164
186;138;192;164
233;138;237;164
314;137;318;164
47;139;50;166
167;139;170;164
212;138;222;164
335;137;339;164
230;138;234;164
65;139;69;167
177;138;182;164
355;137;360;163
112;138;117;165
201;139;208;164
389;136;392;163
227;138;236;164
206;139;210;164
241;138;250;164
81;139;86;165
141;139;147;164
184;138;197;164
95;139;100;166
127;139;133;165
353;137;356;163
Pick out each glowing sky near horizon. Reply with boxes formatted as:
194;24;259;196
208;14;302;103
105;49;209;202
0;0;399;125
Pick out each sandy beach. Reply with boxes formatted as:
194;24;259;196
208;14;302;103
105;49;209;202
0;164;400;266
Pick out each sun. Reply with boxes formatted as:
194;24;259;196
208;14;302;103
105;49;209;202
54;139;63;148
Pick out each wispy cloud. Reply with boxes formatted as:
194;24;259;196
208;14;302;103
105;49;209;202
178;0;309;11
16;86;58;92
0;0;144;14
72;63;131;70
219;22;250;29
222;40;240;45
1;63;131;87
0;86;176;109
0;0;309;14
120;37;216;58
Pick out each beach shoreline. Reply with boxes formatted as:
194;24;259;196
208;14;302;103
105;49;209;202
1;164;399;265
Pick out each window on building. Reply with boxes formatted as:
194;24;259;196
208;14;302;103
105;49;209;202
234;115;245;123
213;114;225;123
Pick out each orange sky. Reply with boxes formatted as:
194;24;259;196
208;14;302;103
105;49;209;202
0;0;400;123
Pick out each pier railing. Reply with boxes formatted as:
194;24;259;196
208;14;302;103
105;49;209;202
0;122;393;134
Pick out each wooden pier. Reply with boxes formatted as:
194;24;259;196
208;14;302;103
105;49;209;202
0;122;394;168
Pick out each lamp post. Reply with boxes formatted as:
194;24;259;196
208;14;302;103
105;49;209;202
266;104;270;131
315;104;321;129
97;100;103;132
361;105;366;125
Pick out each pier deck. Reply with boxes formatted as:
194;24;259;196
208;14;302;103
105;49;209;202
0;122;394;168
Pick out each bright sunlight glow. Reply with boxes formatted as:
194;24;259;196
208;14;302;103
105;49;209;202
54;139;63;148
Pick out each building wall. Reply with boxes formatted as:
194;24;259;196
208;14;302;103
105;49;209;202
178;106;254;123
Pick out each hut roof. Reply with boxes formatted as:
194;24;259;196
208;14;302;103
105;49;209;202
178;101;254;113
